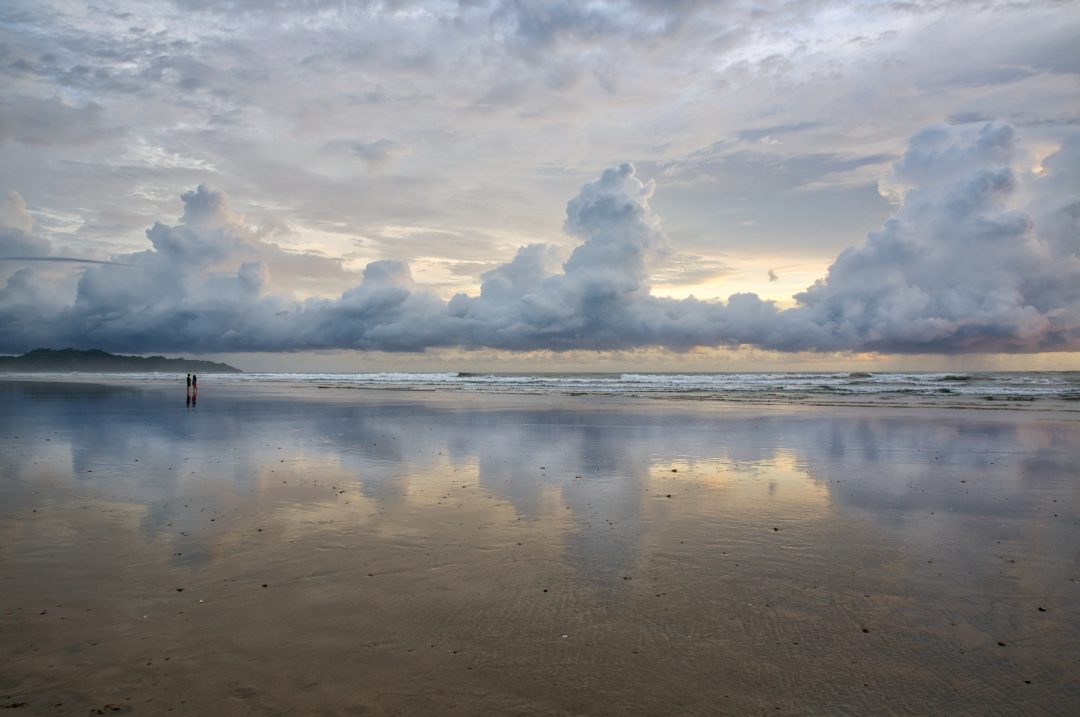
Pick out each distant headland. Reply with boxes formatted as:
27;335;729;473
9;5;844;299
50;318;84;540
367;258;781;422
0;348;241;373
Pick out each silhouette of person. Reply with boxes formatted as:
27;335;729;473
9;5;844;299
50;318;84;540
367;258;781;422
192;374;198;393
186;373;191;393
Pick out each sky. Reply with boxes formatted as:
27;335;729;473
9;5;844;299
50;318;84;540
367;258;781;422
0;0;1078;371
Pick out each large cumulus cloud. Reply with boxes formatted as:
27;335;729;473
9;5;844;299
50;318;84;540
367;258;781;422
790;123;1080;352
1;121;1077;355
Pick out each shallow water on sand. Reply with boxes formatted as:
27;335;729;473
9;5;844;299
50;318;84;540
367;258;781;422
1;380;1078;715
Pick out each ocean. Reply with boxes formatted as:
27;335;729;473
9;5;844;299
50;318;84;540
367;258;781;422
7;370;1079;408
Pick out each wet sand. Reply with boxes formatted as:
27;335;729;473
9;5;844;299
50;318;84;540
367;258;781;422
1;379;1078;716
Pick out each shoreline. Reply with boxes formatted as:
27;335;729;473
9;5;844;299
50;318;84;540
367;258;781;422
3;372;1079;415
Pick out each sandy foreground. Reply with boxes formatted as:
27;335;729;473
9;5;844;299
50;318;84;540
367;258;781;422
0;379;1078;716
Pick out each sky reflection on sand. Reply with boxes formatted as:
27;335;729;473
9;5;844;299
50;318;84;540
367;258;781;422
1;380;1078;714
2;380;1077;580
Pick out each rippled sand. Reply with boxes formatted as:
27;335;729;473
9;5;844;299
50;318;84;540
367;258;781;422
1;380;1078;715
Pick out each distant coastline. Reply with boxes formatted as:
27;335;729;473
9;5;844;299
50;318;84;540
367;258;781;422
0;348;241;373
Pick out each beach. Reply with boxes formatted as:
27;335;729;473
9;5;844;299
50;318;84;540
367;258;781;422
1;378;1078;716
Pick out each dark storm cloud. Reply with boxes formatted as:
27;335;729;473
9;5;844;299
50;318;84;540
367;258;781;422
1;122;1077;355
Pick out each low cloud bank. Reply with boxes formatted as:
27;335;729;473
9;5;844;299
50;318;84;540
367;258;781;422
1;122;1077;355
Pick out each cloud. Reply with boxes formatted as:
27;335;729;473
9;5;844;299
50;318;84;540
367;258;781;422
0;96;112;146
3;0;1076;290
651;255;735;286
0;191;35;232
0;122;1077;355
657;145;894;192
887;122;1017;191
326;138;410;168
738;121;821;143
0;257;130;265
0;268;68;348
793;123;1080;353
1030;134;1080;259
496;0;679;56
0;191;50;257
444;260;500;278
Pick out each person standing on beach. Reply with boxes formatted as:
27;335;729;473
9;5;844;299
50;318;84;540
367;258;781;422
192;374;198;393
186;373;191;393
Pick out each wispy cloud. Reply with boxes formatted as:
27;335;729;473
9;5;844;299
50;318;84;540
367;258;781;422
0;256;134;265
325;138;410;169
